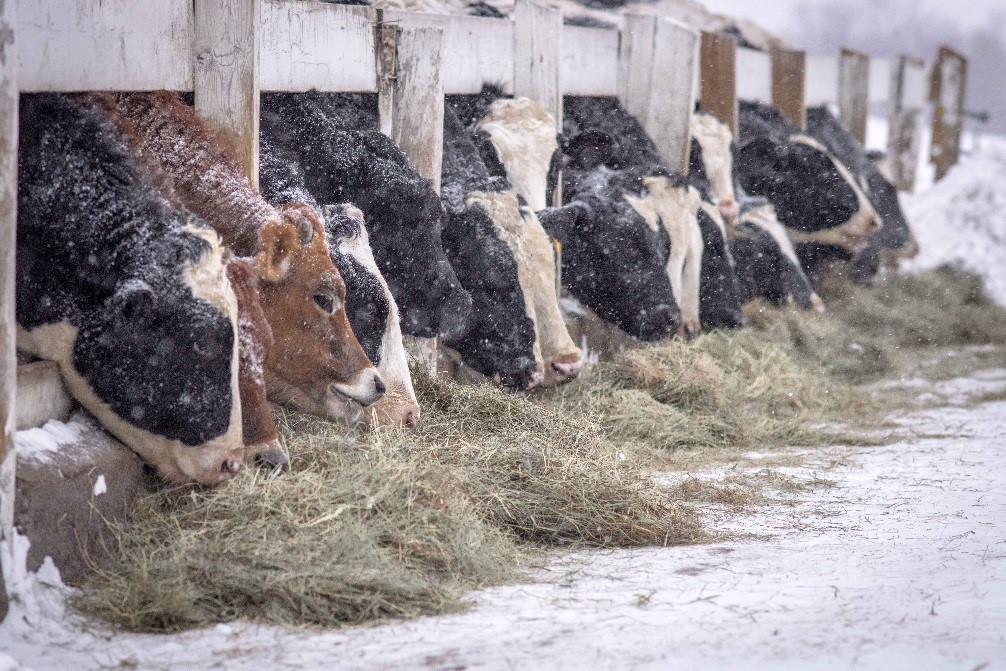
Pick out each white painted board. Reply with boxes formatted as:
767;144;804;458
563;25;619;97
804;55;838;106
261;1;376;93
736;46;771;103
18;0;193;92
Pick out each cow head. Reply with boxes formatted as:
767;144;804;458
442;191;543;391
64;225;245;485
257;203;386;420
736;134;882;253
540;178;682;341
322;204;421;430
689;113;740;230
734;202;823;311
696;201;745;330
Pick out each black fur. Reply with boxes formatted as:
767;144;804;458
697;208;744;330
260;92;471;340
18;93;235;447
805;105;913;284
733;218;816;309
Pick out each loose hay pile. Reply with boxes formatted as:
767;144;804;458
76;373;701;632
74;268;1006;632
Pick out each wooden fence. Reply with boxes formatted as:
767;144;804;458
0;0;968;606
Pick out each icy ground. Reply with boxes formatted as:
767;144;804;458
3;371;1006;671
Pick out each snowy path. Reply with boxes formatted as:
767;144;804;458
4;381;1006;670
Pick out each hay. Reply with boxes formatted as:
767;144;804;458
76;372;701;632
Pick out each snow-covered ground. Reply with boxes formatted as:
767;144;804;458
3;370;1006;671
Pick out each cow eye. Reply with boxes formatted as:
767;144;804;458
313;293;336;314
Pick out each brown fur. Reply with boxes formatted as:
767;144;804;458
85;91;380;420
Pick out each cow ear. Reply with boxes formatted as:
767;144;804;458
565;131;618;171
111;279;155;320
257;219;299;283
474;130;507;178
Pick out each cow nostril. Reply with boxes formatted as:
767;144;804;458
373;374;386;396
221;459;242;475
255;448;289;473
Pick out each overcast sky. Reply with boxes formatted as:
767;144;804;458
700;0;1006;43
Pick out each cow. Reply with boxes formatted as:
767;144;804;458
442;102;582;389
805;105;919;284
688;111;822;311
260;92;472;342
258;132;421;429
17;93;244;485
736;101;883;276
555;96;746;336
87;91;385;422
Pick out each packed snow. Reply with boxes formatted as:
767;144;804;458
13;420;82;464
3;371;1006;671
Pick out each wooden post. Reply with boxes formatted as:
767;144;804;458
0;0;18;621
619;15;697;174
929;45;968;181
838;48;870;145
378;24;446;373
193;0;261;186
771;47;807;130
887;55;927;192
699;31;738;136
514;0;563;204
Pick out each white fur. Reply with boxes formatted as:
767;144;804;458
690;113;738;218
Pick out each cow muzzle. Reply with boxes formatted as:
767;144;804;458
543;354;584;387
330;368;386;408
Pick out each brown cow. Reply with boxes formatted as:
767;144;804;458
85;91;385;423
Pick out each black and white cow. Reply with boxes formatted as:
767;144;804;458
258;133;421;429
17;93;244;484
260;92;472;341
688;111;821;311
805;105;918;284
549;96;745;336
736;100;882;276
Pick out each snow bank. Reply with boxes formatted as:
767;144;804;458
903;147;1006;307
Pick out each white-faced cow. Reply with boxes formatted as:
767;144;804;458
17;94;244;485
89;91;386;425
442;101;583;389
260;92;472;342
736;101;883;278
258;133;421;429
805;105;918;284
689;111;822;311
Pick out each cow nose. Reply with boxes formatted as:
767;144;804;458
221;458;242;476
868;215;883;234
549;358;584;384
401;407;420;431
810;293;826;313
255;447;290;472
374;374;386;396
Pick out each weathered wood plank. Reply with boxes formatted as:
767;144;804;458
17;0;192;92
378;25;446;373
618;14;656;121
771;47;806;130
804;54;839;106
194;0;260;186
929;45;968;181
838;48;870;145
736;46;771;104
563;25;618;97
699;30;737;136
646;18;698;174
514;0;562;126
260;0;375;93
887;55;928;191
1;0;18;622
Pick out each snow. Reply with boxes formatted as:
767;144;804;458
3;371;1006;670
903;147;1006;307
13;420;82;463
92;475;107;497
